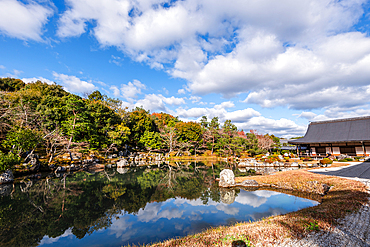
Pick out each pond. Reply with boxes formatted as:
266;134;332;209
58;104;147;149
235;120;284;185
0;162;318;247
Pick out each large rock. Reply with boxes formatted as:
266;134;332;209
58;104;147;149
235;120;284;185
219;169;235;187
240;179;259;187
0;170;14;184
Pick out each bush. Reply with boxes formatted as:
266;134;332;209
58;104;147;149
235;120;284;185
320;158;333;165
0;151;21;173
339;158;354;162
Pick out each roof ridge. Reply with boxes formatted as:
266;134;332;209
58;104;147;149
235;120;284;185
310;116;370;125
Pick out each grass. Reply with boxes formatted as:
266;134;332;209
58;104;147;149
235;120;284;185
127;169;368;247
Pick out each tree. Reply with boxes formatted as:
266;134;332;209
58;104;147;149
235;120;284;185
2;126;42;156
126;107;157;148
250;130;275;152
175;121;202;154
139;131;163;151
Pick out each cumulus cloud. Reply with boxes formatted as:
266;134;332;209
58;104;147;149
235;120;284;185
120;79;146;101
110;85;121;97
56;0;370;111
22;77;54;85
52;72;97;93
121;92;186;112
235;116;307;137
0;0;53;41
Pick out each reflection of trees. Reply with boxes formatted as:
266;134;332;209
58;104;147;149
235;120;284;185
0;162;231;246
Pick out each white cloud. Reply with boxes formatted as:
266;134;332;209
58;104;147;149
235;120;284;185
0;65;5;69
235;116;307;137
52;72;97;93
22;77;54;85
120;79;146;101
56;0;370;111
110;85;121;97
109;55;124;66
134;94;185;112
0;0;53;41
224;108;261;123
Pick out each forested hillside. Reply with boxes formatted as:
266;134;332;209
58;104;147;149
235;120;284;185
0;78;279;171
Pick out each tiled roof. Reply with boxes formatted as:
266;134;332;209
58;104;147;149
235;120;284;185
289;116;370;144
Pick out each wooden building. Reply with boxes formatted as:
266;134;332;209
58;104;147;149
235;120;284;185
288;116;370;157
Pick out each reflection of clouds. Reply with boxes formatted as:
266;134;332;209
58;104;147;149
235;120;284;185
174;197;218;207
250;208;287;222
175;223;183;230
216;204;239;215
108;215;135;240
235;190;268;208
189;211;203;221
251;190;280;198
39;229;73;245
137;202;184;222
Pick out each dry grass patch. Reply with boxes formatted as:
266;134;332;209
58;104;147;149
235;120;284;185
138;170;368;247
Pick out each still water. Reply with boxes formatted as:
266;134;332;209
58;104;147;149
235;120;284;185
0;162;318;247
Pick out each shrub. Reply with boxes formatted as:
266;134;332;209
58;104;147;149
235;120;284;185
320;158;333;165
0;151;21;173
339;158;354;162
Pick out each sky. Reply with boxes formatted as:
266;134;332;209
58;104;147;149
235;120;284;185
1;0;370;138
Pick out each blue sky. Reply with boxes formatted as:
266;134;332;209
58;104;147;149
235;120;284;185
1;0;370;137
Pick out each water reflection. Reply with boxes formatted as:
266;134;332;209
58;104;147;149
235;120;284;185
0;162;317;247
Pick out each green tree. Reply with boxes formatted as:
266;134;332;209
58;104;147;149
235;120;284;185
126;107;157;148
139;131;163;150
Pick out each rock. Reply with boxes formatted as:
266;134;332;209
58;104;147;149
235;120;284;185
240;179;259;187
117;167;129;174
0;170;14;184
238;162;252;167
23;154;40;172
238;168;247;173
220;188;236;204
291;162;299;167
219;169;235;187
337;154;351;160
322;183;331;194
232;240;247;247
117;159;128;167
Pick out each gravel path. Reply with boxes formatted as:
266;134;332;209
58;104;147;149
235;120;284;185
270;163;370;247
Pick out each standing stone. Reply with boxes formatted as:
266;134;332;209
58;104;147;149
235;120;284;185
219;169;235;187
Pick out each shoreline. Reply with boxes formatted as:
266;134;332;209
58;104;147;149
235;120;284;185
144;167;369;247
